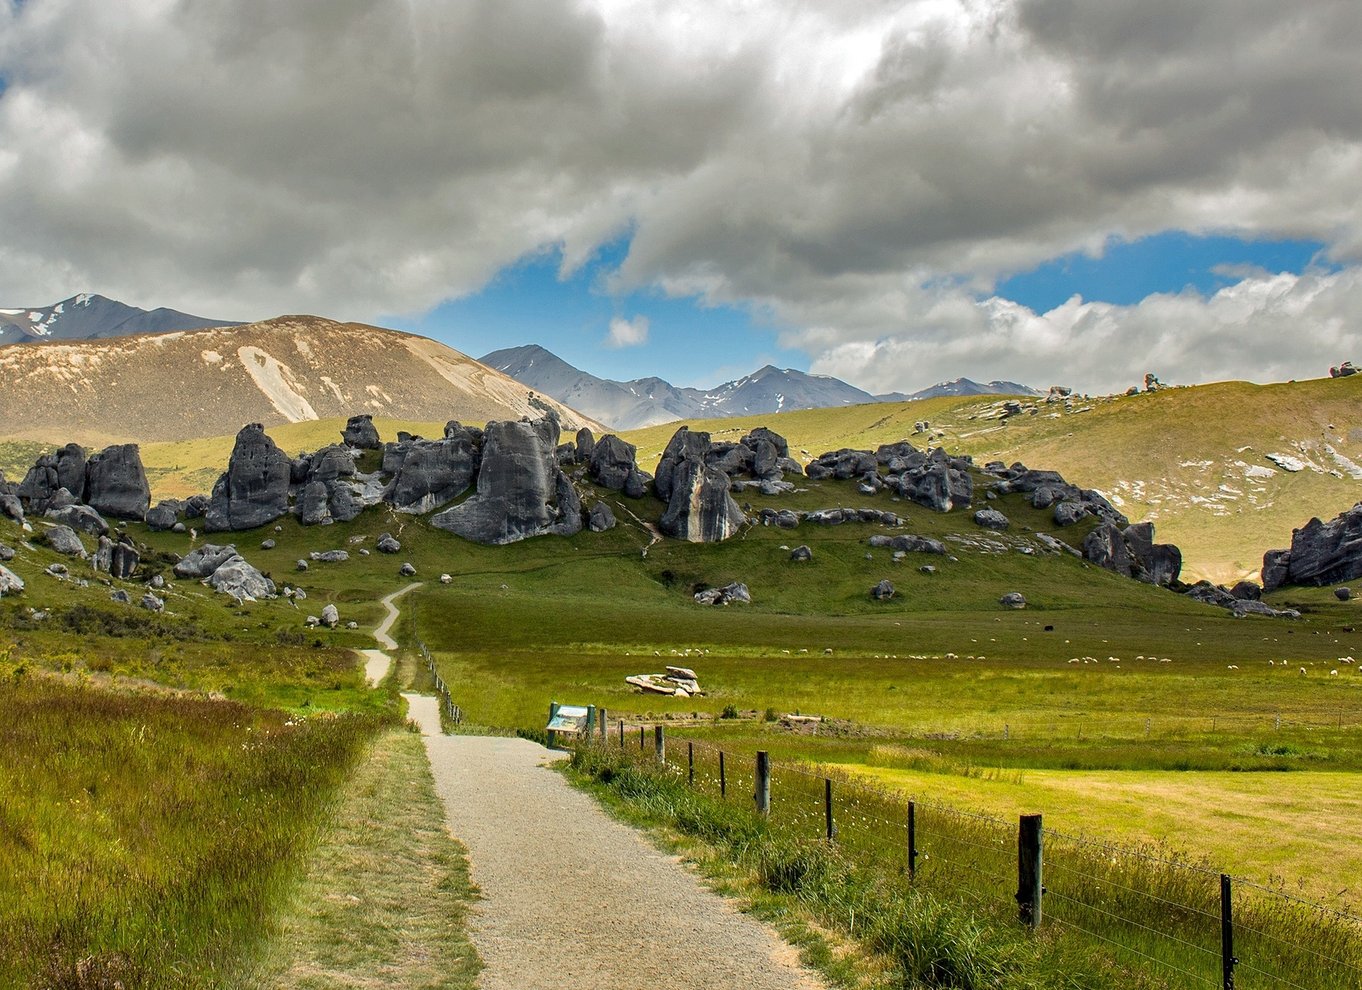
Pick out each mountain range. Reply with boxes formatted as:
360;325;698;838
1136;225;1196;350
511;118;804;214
0;293;237;345
481;344;1041;430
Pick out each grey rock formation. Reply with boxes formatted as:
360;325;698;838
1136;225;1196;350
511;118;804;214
654;427;711;502
431;418;583;545
399;562;417;576
45;525;87;557
0;564;23;596
1261;503;1362;591
85;444;151;520
1230;580;1262;601
377;533;401;553
659;457;745;543
973;508;1009;531
110;589;130;604
0;494;23;523
999;592;1027;608
1053;501;1088;527
342;414;382;449
587;501;616;532
757;508;801;529
208;556;275;602
297;481;334;526
321;603;340;628
868;534;947;555
174;544;239;578
790;545;813;562
588;435;649;497
1083;522;1182;587
146;501;179;531
92;536;139;579
386;435;478;513
207;425;292;531
310;549;350;563
1336;587;1352;601
694;582;751;606
47;503;108;537
903;461;973;513
575;427;596;462
989;464;1127;528
260;538;276;550
805;449;877;481
140;593;164;612
871;579;895;601
0;544;13;561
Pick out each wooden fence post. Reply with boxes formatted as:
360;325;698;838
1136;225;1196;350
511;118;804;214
599;707;607;741
547;701;559;749
1221;874;1237;990
907;801;918;880
687;742;694;786
1017;813;1043;928
824;778;835;842
719;750;727;798
755;751;770;816
619;719;624;747
654;724;665;763
639;725;645;750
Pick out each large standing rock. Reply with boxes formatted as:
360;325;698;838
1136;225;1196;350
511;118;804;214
1083;523;1133;576
386;435;478;513
588;435;649;497
321;603;340;628
297;481;334;526
653;427;745;543
92;536;139;579
206;425;292;531
430;418;583;545
1121;523;1182;586
173;544;240;578
0;494;23;524
55;444;88;502
906;462;973;512
1262;503;1362;591
15;454;61;512
208;556;276;602
575;428;596;463
85;445;151;520
342;414;382;449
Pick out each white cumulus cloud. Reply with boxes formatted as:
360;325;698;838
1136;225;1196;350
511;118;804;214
605;315;649;348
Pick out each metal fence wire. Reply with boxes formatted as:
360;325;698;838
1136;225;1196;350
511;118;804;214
591;723;1362;990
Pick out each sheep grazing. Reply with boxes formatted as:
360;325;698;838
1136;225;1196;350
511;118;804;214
1300;667;1307;676
1331;669;1339;676
1227;665;1239;670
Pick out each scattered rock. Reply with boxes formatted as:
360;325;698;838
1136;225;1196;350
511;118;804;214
109;589;129;604
867;534;947;555
0;494;24;524
149;574;165;589
1330;361;1358;378
310;550;349;563
377;533;401;554
790;545;813;562
321;604;340;628
145;501;179;531
1229;580;1261;601
587;501;617;532
0;564;23;596
399;562;417;576
919;565;936;575
440;573;452;584
260;538;276;550
0;544;12;561
46;563;69;577
973;508;1009;531
174;544;239;579
296;559;309;571
1336;587;1353;601
46;503;108;537
208;556;276;602
1262;503;1362;590
44;525;87;557
140;593;164;613
92;535;139;579
694;582;751;606
871;579;895;601
999;592;1027;609
85;444;152;520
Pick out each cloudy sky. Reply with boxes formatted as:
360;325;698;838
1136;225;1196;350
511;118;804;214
1;0;1359;393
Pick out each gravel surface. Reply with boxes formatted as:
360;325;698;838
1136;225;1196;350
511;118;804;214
406;695;825;990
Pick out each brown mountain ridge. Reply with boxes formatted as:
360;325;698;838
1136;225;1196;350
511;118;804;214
0;316;604;445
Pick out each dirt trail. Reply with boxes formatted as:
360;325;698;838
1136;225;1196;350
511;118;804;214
361;581;421;685
405;696;824;990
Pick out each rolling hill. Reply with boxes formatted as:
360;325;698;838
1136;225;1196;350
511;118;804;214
620;376;1362;583
0;316;604;447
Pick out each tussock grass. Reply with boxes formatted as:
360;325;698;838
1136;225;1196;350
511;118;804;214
0;672;386;989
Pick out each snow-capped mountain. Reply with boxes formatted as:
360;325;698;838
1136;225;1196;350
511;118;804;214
0;293;237;345
878;378;1043;402
482;345;878;430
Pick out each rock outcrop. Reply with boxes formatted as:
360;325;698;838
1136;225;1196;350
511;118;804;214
92;535;139;579
0;565;24;596
342;414;382;449
206;425;292;531
587;502;616;532
430;417;582;545
694;582;751;605
173;544;240;578
1261;503;1362;591
207;557;275;602
385;432;479;513
44;525;87;557
1083;522;1182;587
655;427;746;543
85;445;152;520
587;435;649;497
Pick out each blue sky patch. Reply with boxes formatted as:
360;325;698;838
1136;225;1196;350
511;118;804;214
385;237;807;387
994;232;1336;314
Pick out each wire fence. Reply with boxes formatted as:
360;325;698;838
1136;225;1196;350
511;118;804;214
417;641;462;726
588;721;1362;990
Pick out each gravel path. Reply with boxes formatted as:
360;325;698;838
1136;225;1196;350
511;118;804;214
405;696;824;990
360;582;421;685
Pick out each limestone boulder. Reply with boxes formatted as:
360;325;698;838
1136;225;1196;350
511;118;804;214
588;435;649;497
999;592;1027;609
85;445;151;520
174;544;240;578
146;501;180;532
431;418;582;545
206;425;292;531
1261;503;1362;591
207;556;276;602
342;414;382;450
0;564;23;596
587;501;617;532
45;525;87;557
321;604;340;628
694;582;751;606
973;508;1009;531
871;579;896;601
386;435;478;513
47;503;108;537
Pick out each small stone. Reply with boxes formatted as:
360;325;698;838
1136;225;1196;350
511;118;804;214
999;592;1027;609
321;604;340;628
261;539;276;550
377;533;401;554
140;592;165;612
440;573;452;584
871;579;895;601
346;621;358;629
109;589;130;604
399;562;417;576
1336;587;1353;601
790;545;813;562
46;563;68;577
920;565;936;575
297;559;309;571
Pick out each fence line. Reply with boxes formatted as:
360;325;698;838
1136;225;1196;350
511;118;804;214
587;720;1362;990
417;641;462;726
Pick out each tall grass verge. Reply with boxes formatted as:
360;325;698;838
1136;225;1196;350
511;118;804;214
0;673;387;989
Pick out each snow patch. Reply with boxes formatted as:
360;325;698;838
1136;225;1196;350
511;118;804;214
235;346;318;422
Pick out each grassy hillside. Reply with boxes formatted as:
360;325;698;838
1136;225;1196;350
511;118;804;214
622;375;1362;582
